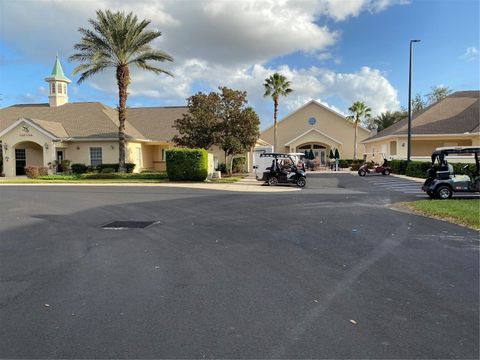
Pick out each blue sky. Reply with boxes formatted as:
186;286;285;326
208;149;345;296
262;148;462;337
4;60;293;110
0;0;478;129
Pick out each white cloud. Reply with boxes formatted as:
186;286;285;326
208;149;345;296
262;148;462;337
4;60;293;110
459;46;479;62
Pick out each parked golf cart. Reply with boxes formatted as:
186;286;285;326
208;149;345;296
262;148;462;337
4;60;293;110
254;153;307;188
358;153;391;176
422;146;480;199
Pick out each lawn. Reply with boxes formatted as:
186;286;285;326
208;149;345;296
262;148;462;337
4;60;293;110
403;199;480;229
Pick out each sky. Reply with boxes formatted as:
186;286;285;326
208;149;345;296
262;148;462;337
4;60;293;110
0;0;479;130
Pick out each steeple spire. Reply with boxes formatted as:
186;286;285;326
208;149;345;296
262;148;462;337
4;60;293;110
45;56;71;107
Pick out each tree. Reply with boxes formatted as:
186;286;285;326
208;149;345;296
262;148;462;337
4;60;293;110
263;73;293;152
347;101;371;159
308;149;314;160
329;149;334;159
411;93;426;114
334;148;340;159
426;86;453;105
217;87;260;173
373;110;407;131
70;10;173;172
173;92;221;149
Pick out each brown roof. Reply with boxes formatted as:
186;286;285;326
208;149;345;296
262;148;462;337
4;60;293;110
127;106;187;142
363;91;480;142
0;102;187;142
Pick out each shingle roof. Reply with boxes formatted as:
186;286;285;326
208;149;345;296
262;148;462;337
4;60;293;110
0;102;147;140
363;91;479;142
127;106;187;142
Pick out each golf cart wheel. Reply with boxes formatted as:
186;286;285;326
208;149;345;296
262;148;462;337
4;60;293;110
267;177;278;186
435;185;453;200
358;169;366;176
383;169;391;176
296;177;306;188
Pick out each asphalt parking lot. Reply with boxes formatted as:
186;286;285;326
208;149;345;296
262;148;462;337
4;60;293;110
0;173;478;359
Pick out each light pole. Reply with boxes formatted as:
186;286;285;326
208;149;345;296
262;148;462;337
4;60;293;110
407;39;421;161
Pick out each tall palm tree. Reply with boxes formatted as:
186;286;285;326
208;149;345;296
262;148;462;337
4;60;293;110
373;110;406;131
70;10;173;172
263;73;293;152
347;101;371;159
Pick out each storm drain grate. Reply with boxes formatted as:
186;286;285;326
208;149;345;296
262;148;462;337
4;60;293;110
102;220;157;230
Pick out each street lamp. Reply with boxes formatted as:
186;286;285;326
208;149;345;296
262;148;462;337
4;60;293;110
407;39;421;161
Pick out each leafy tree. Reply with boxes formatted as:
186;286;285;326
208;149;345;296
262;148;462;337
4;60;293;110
426;86;453;105
217;87;260;173
304;150;308;158
329;149;334;159
411;93;426;114
347;101;371;159
70;10;173;172
373;110;407;131
173;92;221;149
334;148;340;159
308;149;314;160
263;73;293;151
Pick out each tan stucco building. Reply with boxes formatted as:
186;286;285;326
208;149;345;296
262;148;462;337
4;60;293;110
0;57;230;177
258;100;371;164
362;91;480;163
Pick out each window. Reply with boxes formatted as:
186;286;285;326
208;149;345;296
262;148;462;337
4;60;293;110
161;149;165;160
64;84;67;94
313;144;325;149
57;83;62;94
51;83;56;94
90;147;102;166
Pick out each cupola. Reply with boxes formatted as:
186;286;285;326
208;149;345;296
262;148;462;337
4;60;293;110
44;56;71;107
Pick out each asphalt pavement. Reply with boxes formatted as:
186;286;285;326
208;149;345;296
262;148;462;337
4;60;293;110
0;173;478;359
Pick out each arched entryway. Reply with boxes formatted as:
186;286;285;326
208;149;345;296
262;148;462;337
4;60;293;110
13;141;44;175
296;143;330;165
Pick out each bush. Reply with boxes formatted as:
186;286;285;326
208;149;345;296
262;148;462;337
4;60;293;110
71;163;88;174
216;163;227;174
101;167;116;173
25;166;48;179
82;172;123;179
232;157;246;173
95;163;136;173
390;160;408;175
350;164;361;171
405;161;431;178
166;148;208;181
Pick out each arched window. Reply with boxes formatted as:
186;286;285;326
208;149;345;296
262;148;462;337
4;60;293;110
63;84;67;94
57;83;62;94
51;83;56;94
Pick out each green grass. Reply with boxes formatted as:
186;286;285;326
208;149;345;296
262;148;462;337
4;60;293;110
402;199;480;229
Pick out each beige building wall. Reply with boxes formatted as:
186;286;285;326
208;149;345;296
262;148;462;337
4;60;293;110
62;141;119;166
260;101;370;159
0;121;55;176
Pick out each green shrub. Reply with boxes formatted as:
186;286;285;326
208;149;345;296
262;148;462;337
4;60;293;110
166;148;208;181
216;163;227;174
350;164;361;171
82;172;123;179
390;160;408;175
232;157;246;173
101;167;116;173
125;163;136;173
25;166;48;179
405;161;431;178
126;172;168;180
452;163;476;175
95;163;136;173
71;163;88;174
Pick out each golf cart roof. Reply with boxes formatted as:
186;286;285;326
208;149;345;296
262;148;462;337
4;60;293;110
432;146;480;156
260;153;294;158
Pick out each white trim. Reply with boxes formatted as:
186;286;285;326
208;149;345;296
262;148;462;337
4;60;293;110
261;99;371;134
0;118;59;140
284;128;343;146
362;132;480;144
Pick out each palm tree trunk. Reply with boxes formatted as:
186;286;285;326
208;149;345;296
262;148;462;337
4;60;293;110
116;65;129;173
353;121;358;160
273;98;278;152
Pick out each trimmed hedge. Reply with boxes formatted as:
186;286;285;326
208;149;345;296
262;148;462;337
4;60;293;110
405;161;432;178
390;160;409;175
95;163;136;173
166;148;208;181
389;159;476;179
71;163;88;174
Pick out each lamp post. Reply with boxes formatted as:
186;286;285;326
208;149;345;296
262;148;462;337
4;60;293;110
407;39;421;161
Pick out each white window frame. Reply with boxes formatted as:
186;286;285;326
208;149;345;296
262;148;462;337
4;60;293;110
89;147;103;166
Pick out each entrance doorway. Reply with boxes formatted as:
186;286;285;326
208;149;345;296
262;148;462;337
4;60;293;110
15;149;26;175
56;150;64;172
297;144;328;165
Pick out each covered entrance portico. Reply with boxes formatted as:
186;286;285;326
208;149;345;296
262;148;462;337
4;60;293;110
284;128;343;165
12;141;44;175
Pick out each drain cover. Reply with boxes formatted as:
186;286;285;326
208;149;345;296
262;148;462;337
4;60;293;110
102;221;156;229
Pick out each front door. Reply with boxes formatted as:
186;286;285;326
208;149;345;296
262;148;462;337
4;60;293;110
56;150;64;172
15;149;26;176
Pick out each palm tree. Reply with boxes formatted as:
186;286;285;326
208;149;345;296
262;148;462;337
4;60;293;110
263;73;293;152
373;111;406;131
70;10;173;172
347;101;371;159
